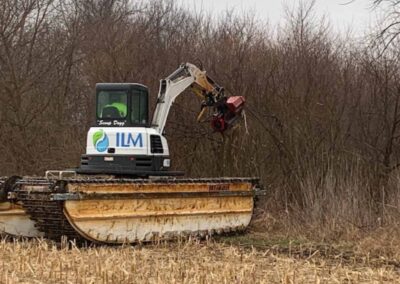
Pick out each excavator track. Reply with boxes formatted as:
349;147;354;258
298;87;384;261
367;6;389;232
10;179;81;242
7;177;264;244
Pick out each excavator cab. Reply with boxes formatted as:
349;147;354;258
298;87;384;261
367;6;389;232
78;83;176;177
96;83;149;127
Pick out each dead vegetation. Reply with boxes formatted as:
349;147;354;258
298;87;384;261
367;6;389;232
0;236;399;284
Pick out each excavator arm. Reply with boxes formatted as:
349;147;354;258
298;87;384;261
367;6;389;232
151;63;245;134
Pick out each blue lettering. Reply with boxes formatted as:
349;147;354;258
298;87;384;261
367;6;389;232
128;133;143;147
121;133;129;147
115;132;143;148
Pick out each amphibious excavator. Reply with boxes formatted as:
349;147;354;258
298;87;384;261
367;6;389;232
0;63;263;244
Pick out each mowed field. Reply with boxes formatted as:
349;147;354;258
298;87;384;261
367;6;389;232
1;232;400;284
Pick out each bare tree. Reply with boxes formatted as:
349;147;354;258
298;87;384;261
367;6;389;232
372;0;400;52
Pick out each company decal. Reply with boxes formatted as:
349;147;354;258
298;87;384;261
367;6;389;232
93;129;109;152
92;130;144;152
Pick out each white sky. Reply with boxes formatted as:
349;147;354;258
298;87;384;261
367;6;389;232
179;0;386;36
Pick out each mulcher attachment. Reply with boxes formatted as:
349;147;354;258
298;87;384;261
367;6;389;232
211;96;245;133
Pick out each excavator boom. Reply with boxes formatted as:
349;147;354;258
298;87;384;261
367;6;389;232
152;63;245;134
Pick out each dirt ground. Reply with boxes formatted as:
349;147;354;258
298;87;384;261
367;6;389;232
1;231;400;284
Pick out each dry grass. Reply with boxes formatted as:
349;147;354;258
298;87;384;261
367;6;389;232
1;235;399;284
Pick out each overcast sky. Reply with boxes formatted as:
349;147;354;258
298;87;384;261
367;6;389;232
178;0;385;36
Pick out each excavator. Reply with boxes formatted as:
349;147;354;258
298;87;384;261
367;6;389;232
0;63;263;244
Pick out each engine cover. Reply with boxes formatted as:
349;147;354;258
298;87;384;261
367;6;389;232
77;127;180;176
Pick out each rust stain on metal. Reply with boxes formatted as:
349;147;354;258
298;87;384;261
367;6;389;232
64;212;253;244
67;182;253;194
65;196;253;220
63;181;255;243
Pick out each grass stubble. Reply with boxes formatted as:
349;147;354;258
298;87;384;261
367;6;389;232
1;232;400;284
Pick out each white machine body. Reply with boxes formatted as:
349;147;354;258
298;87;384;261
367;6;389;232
86;127;169;156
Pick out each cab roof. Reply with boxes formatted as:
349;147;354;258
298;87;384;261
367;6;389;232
96;83;148;91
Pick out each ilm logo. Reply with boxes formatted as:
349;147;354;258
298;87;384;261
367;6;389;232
116;133;143;148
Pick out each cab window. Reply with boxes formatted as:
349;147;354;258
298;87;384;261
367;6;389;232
131;89;148;124
97;91;128;119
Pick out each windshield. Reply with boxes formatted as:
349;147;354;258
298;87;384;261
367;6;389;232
97;90;128;119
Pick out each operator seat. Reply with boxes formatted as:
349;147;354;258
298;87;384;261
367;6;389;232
102;106;121;118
